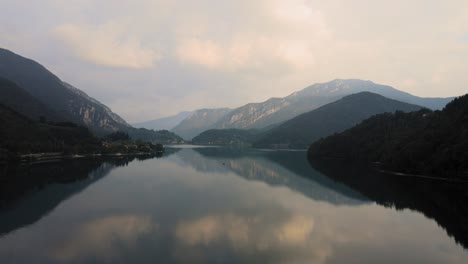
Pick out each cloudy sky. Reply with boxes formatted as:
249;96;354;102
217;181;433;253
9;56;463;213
1;0;467;122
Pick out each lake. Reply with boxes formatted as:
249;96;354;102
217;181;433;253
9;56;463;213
0;146;467;263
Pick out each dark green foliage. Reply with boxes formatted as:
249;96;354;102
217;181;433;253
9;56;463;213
0;77;64;122
0;104;169;158
0;103;99;155
104;131;130;142
192;129;260;145
254;92;423;149
308;94;468;179
154;143;164;152
126;128;184;144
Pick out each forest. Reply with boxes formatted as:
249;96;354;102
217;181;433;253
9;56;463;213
308;94;468;179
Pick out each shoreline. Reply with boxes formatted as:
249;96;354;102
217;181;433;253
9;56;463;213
0;151;164;166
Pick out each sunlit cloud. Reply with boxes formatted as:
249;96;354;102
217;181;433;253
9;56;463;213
53;22;159;68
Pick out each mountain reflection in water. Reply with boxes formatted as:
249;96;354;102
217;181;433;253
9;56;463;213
0;147;466;264
310;158;468;249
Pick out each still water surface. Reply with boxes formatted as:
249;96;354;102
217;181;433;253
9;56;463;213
0;147;467;263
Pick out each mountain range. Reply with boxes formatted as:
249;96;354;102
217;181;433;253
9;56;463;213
0;47;457;149
136;79;453;140
191;92;424;148
253;92;423;148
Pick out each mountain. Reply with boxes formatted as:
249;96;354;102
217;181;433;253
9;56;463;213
0;48;131;134
192;129;260;145
133;111;193;130
308;94;468;178
253;92;423;149
171;108;232;140
62;82;131;128
0;77;64;122
212;79;453;130
0;103;100;155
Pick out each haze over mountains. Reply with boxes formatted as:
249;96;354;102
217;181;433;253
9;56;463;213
140;79;453;140
212;79;450;130
133;111;192;131
171;108;232;140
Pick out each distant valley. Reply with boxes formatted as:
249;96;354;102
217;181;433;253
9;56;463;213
133;111;193;131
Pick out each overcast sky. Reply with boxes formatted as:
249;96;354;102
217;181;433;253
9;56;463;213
1;0;467;122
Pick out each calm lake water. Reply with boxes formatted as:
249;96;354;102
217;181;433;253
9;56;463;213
0;146;467;263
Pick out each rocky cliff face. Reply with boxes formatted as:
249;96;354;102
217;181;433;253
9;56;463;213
63;82;131;133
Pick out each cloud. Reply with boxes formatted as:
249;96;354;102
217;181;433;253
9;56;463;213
2;0;468;121
176;38;224;69
53;22;159;68
174;1;330;72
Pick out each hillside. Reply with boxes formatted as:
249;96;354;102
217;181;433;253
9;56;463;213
133;111;193;130
0;48;131;134
192;129;259;146
308;94;468;179
0;77;64;122
0;103;99;155
171;108;232;140
254;92;423;149
127;128;184;144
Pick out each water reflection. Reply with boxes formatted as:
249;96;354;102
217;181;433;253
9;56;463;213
310;158;468;248
176;147;368;205
0;155;162;236
52;214;157;262
0;147;466;264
